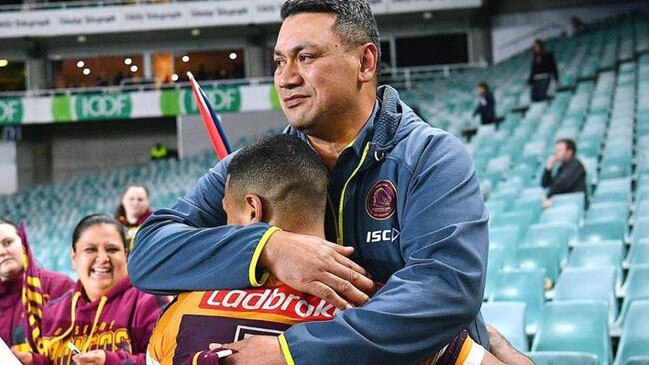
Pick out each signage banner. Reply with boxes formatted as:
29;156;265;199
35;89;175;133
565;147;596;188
0;0;481;38
0;84;280;124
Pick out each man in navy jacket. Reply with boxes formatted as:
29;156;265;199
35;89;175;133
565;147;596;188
129;1;489;364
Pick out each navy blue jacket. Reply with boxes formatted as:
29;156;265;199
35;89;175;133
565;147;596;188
129;85;489;365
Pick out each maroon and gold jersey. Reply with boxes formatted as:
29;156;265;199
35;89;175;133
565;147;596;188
146;279;484;365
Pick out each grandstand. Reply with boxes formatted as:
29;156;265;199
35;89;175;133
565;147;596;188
2;1;649;364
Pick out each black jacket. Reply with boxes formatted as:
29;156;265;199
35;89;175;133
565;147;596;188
541;157;587;197
473;90;495;124
529;51;559;83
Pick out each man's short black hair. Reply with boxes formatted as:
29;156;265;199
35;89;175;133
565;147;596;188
556;138;577;154
477;82;489;91
281;0;381;62
227;134;329;223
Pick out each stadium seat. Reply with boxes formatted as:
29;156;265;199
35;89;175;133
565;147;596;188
630;217;649;245
579;219;627;243
531;301;612;365
587;202;629;222
480;301;529;352
569;239;623;274
524;223;575;264
551;192;586;209
624;239;649;268
552;266;618;325
489;225;520;250
484;246;505;300
489;269;545;335
506;245;561;287
528;352;599;365
490;209;536;242
613;301;649;365
617;266;649;328
541;205;582;226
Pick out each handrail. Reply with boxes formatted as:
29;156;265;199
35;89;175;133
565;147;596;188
0;76;275;98
0;0;200;12
0;63;487;98
499;22;565;50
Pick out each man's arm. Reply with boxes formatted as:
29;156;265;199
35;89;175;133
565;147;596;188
129;157;373;307
541;168;554;188
547;161;584;197
278;133;489;364
128;157;274;295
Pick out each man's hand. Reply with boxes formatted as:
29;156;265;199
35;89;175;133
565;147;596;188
212;336;285;365
72;350;106;365
542;197;552;209
12;350;33;365
545;155;557;171
260;230;377;309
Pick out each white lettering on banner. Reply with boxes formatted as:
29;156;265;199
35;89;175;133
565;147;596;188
80;95;127;118
0;0;480;38
0;100;20;122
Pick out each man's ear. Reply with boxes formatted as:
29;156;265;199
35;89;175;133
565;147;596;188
245;194;264;223
358;42;379;83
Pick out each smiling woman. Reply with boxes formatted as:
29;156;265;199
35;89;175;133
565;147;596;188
0;219;74;352
12;215;167;365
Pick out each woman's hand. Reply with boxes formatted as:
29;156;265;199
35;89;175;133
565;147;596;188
12;350;34;365
72;350;106;365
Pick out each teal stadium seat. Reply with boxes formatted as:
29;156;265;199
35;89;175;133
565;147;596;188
587;202;629;222
579;219;627;243
528;352;599;365
484;246;505;300
624;239;649;268
551;192;586;208
506;245;561;287
532;301;612;365
568;241;624;288
524;223;574;264
613;301;649;365
490;209;536;243
617;266;649;328
541;205;582;226
552;266;618;325
480;301;529;352
489;269;545;335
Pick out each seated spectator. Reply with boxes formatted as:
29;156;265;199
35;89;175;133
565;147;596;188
473;82;496;126
13;214;167;365
0;220;74;352
541;138;587;208
146;135;532;365
114;184;153;247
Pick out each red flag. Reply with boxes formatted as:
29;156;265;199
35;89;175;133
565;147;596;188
18;222;46;355
187;72;232;160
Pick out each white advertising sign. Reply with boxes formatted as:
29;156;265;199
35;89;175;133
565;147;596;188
0;0;481;38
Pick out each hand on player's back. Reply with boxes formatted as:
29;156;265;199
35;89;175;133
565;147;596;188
260;230;377;309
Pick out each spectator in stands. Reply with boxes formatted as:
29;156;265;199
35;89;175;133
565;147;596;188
570;16;585;36
473;82;496;125
150;142;169;161
0;219;74;352
541;138;587;208
528;39;559;102
13;214;166;365
130;1;489;364
115;183;153;248
146;134;532;365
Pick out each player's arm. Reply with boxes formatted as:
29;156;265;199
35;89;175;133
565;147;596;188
278;133;489;364
129;156;274;295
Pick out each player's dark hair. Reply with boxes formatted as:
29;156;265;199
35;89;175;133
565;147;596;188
533;39;545;51
227;134;329;223
72;214;128;252
281;0;381;62
556;138;577;155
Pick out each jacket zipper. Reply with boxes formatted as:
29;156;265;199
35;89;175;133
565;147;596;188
337;142;372;244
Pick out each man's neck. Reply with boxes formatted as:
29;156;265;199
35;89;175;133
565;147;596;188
307;94;376;169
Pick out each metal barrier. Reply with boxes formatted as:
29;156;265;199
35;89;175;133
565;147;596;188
0;63;488;98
